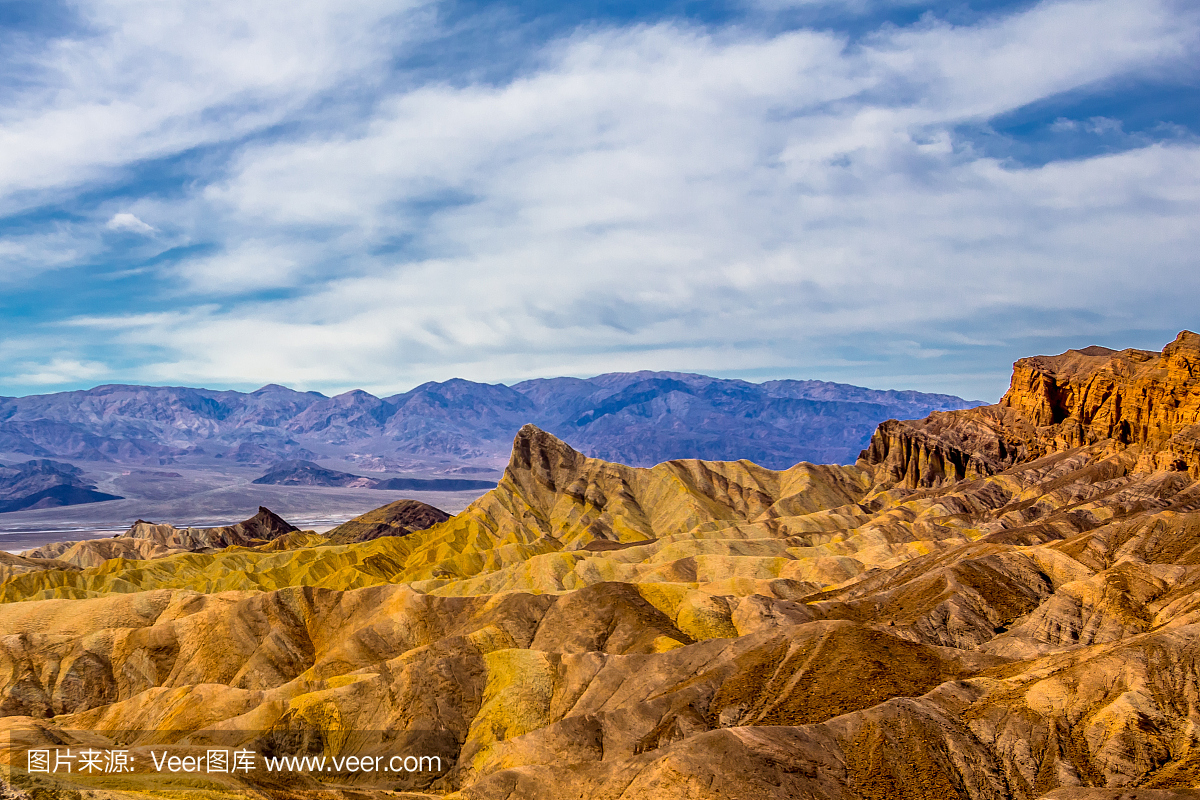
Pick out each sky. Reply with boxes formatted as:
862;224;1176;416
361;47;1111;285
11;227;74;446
0;0;1196;403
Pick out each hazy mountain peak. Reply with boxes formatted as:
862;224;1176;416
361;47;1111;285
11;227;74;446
251;383;323;397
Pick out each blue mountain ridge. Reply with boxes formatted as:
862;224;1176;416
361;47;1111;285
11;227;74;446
0;371;983;470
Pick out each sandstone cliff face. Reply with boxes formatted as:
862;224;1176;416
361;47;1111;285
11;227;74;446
862;331;1200;489
858;406;1033;489
4;334;1200;800
1001;331;1200;473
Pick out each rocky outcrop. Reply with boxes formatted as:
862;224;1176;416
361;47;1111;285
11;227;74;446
1000;331;1200;473
324;498;451;543
857;406;1033;489
19;506;299;568
862;331;1200;488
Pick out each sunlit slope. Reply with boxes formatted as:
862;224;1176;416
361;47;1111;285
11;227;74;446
1;426;886;602
5;462;1200;798
0;581;1004;798
0;424;1101;605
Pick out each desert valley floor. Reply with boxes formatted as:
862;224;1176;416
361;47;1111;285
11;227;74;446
0;463;488;554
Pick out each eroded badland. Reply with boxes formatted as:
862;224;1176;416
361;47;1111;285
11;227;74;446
4;332;1200;799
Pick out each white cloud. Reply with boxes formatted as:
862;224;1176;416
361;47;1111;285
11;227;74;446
172;241;303;293
0;0;433;214
3;0;1199;399
106;212;155;234
1085;116;1124;135
0;230;88;282
11;358;111;386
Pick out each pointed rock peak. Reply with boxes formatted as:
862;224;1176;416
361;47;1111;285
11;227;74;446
507;424;585;491
333;389;381;401
238;506;300;538
512;424;582;456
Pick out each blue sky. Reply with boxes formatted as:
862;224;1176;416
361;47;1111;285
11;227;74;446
0;0;1196;402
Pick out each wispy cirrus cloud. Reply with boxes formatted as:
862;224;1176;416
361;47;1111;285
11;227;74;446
11;358;110;386
0;0;433;210
0;0;1197;400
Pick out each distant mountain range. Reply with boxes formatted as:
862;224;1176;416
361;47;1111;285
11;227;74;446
0;372;982;470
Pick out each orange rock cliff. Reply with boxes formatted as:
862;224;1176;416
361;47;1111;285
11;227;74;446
861;330;1200;489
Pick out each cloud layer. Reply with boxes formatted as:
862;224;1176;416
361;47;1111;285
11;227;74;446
1;0;1197;400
